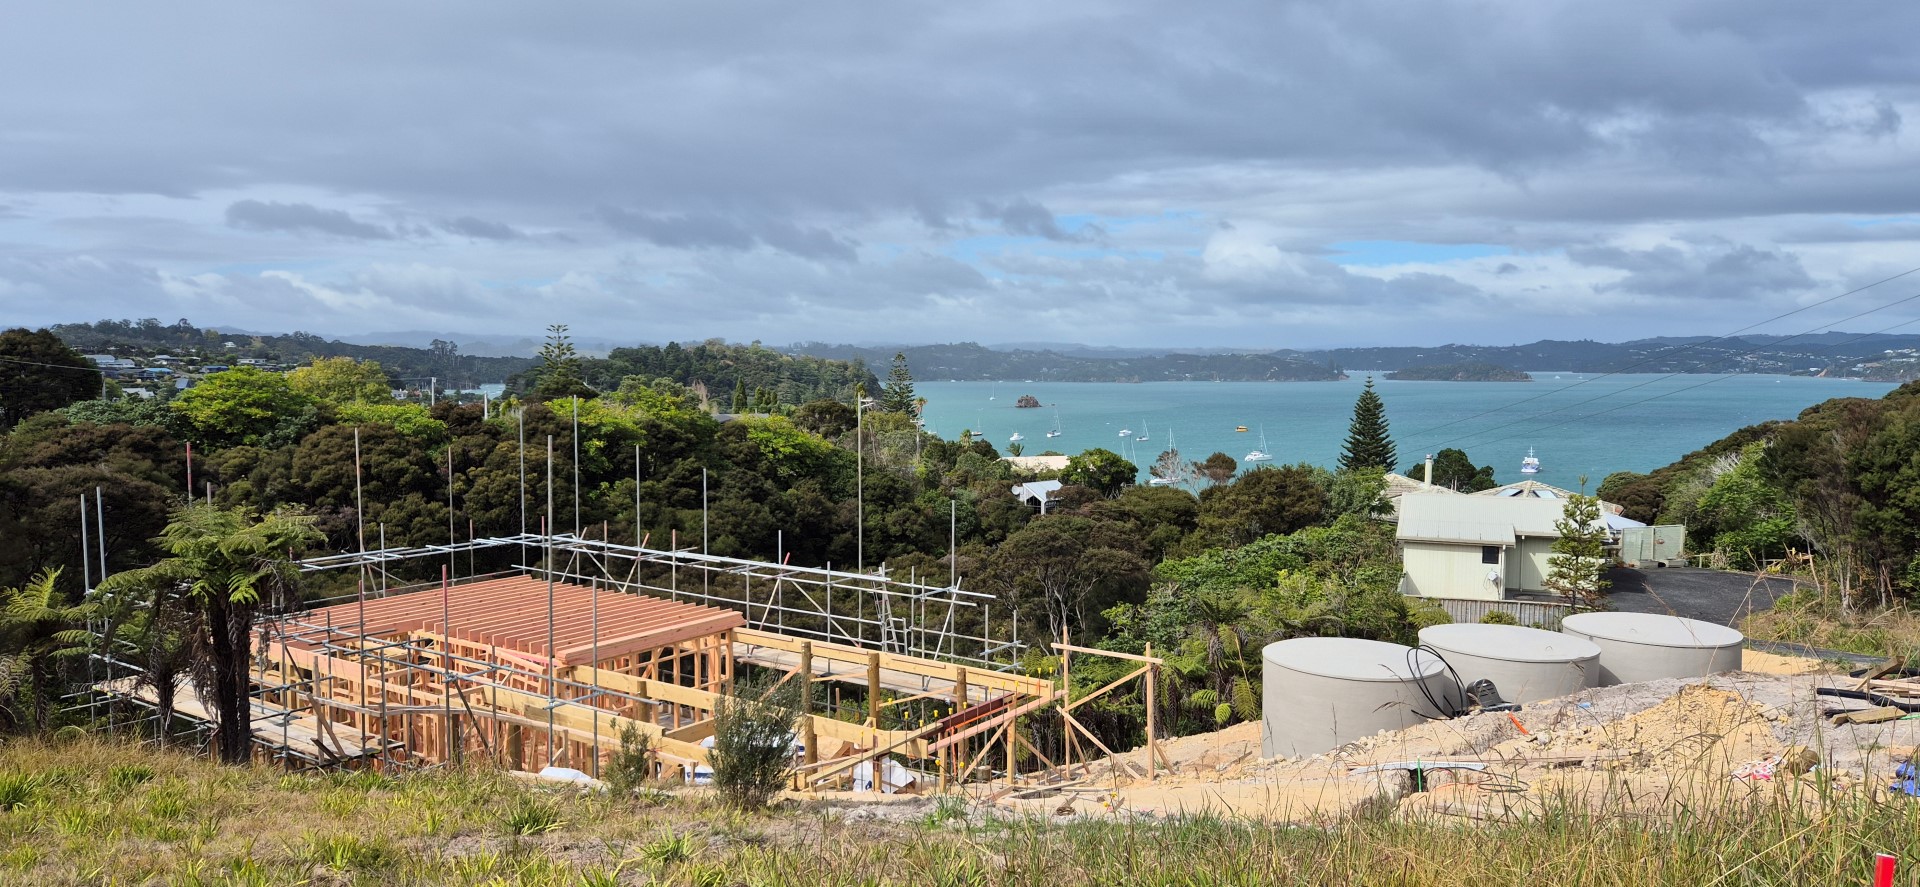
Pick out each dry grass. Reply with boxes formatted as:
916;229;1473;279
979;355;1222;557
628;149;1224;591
1;737;1919;885
1743;587;1920;660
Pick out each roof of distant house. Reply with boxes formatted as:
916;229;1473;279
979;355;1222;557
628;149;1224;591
1010;480;1063;504
1002;454;1070;472
1396;493;1606;546
1473;479;1624;515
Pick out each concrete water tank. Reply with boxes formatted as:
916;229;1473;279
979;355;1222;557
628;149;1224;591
1260;637;1451;759
1559;612;1743;685
1418;623;1601;704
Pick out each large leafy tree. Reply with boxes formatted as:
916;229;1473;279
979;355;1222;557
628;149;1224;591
1407;447;1497;492
1194;452;1238;485
0;328;99;430
1061;447;1138;497
102;505;320;764
172;367;320;449
1338;377;1397;472
287;356;392;405
1196;464;1329;548
0;416;183;589
977;515;1150;642
0;567;97;731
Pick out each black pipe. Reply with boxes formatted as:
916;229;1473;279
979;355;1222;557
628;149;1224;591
1815;687;1920;712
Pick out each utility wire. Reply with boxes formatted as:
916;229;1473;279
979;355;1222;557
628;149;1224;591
1399;264;1920;440
1425;286;1920;453
0;354;106;374
1442;310;1920;454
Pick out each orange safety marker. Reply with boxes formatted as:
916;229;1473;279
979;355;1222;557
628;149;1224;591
1875;853;1897;887
1507;712;1530;736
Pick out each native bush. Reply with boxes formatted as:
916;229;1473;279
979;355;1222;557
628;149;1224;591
604;722;656;800
707;676;800;810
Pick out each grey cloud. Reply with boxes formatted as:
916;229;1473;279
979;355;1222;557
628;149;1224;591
2;3;1918;346
596;206;856;261
596;207;756;251
1569;240;1815;300
226;200;394;240
1781;221;1920;244
440;216;523;240
980;199;1102;243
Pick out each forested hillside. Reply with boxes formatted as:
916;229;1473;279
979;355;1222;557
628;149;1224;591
1600;379;1920;606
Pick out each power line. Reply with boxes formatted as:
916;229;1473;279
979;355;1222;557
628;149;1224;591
1398;264;1920;440
1424;286;1920;453
1441;310;1920;455
0;354;106;374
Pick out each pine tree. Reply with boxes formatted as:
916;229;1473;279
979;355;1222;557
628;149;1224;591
878;352;917;415
532;324;592;400
1545;489;1611;609
1339;377;1397;472
730;379;748;413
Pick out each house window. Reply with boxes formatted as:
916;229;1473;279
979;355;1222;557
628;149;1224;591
1481;545;1500;565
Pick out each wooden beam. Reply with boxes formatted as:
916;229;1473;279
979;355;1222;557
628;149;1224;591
1053;642;1163;665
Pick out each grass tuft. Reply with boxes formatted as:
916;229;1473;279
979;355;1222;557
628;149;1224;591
501;795;566;836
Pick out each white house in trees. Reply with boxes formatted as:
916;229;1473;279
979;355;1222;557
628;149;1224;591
1395;493;1609;600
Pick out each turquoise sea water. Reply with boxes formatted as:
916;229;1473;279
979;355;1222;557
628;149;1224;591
916;375;1899;489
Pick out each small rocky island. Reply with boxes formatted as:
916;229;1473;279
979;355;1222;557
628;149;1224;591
1015;394;1042;408
1385;361;1532;382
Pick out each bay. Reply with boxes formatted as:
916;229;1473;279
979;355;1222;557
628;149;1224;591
916;374;1898;489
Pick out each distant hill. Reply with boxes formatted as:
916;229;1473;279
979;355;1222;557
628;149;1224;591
50;319;536;386
783;342;1341;382
1385;361;1531;382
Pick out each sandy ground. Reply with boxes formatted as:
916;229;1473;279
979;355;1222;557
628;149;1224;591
989;650;1917;823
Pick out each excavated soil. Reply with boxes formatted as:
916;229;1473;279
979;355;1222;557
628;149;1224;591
991;651;1918;824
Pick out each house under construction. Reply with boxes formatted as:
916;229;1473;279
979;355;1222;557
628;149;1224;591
100;534;1160;792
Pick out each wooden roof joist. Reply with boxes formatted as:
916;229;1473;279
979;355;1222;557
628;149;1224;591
292;575;744;666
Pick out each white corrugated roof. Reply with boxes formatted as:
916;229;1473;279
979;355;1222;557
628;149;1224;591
1010;480;1063;503
1396;493;1605;544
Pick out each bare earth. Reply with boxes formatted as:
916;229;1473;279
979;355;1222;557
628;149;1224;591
985;651;1910;823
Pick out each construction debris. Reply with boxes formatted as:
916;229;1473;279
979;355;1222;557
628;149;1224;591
994;652;1920;823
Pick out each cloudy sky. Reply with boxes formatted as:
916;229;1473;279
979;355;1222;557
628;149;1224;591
2;2;1917;349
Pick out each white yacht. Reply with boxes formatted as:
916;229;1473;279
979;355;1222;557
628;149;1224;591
1520;448;1541;474
1244;426;1273;463
1009;431;1024;443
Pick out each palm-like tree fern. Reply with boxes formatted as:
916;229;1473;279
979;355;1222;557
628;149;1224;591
0;568;97;731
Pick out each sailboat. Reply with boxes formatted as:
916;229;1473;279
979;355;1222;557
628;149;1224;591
1520;448;1541;475
1244;426;1273;463
989;382;997;401
1134;419;1149;443
1009;430;1024;443
1046;409;1062;438
1149;428;1179;485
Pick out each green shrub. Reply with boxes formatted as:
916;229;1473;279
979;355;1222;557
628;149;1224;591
1480;610;1519;625
708;677;801;810
605;722;655;799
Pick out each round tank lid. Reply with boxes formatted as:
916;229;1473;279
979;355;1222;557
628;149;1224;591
1561;612;1743;649
1419;623;1601;663
1261;637;1444;682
